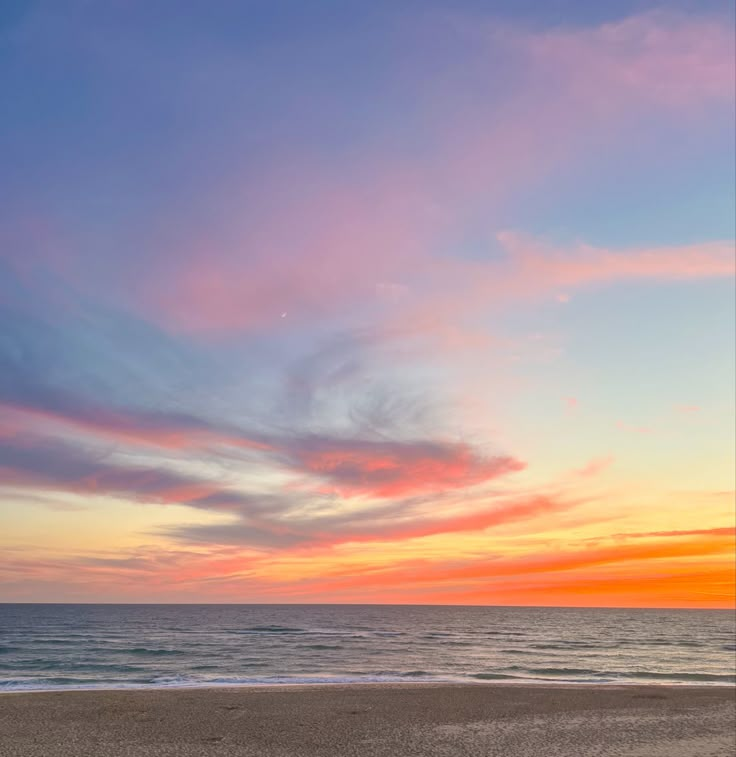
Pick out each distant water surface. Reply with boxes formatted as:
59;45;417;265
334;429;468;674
0;604;733;691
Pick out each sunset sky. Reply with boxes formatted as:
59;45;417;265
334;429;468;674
1;0;734;607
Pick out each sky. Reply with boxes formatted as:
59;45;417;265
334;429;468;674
0;0;734;607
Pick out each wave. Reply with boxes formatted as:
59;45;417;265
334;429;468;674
470;673;521;680
0;673;442;692
525;667;603;677
373;631;406;637
485;631;527;637
230;626;307;635
504;667;736;684
2;668;733;692
622;671;736;683
529;643;611;650
126;648;185;657
22;639;79;647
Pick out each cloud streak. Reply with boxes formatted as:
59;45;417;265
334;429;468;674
284;437;524;498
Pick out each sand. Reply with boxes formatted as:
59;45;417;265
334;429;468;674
0;684;733;757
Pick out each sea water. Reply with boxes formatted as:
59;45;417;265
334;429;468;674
0;604;733;691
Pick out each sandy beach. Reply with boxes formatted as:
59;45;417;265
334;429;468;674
0;683;733;757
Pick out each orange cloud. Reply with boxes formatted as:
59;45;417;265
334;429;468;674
594;527;736;541
306;532;736;596
3;525;733;607
308;495;576;547
428;565;736;609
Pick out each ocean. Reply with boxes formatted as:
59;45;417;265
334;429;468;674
0;604;733;691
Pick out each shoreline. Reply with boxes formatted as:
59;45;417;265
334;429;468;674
1;683;733;756
1;678;735;696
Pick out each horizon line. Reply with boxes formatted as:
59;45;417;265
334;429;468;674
1;602;732;611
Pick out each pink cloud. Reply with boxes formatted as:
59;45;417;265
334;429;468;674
519;11;735;110
675;404;701;414
390;235;735;345
130;11;734;337
143;173;438;334
292;438;525;499
615;420;654;435
497;233;736;291
573;456;614;479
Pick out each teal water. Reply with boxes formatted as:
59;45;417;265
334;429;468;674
0;604;733;691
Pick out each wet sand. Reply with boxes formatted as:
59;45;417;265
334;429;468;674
0;683;733;757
